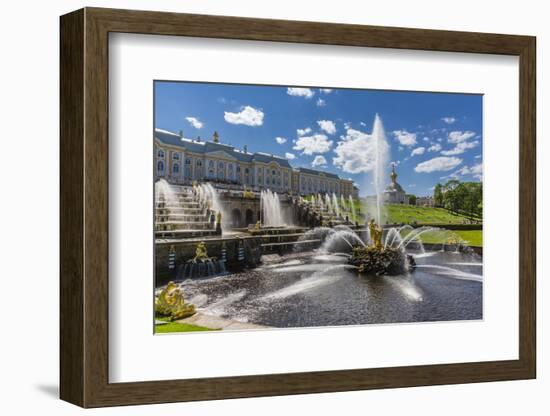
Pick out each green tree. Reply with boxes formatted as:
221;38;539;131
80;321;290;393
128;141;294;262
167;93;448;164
433;183;444;207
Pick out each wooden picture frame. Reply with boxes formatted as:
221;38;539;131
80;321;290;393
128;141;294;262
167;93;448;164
60;7;536;408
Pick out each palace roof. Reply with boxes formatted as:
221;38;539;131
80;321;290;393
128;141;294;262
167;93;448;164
155;128;351;180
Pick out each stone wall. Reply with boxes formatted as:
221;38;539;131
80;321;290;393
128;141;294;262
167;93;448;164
155;236;262;284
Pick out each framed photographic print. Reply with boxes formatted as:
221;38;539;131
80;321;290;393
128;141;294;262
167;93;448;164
60;7;536;408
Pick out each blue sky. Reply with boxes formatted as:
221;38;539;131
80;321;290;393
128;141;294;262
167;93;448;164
155;81;482;197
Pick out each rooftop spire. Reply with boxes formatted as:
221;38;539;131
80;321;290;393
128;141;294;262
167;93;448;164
213;131;219;143
390;163;398;183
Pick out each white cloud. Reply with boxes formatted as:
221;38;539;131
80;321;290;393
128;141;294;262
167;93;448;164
185;116;203;129
312;155;327;167
441;116;457;124
411;147;425;156
224;106;264;126
287;87;315;99
297;127;312;137
414;156;462;173
448;130;476;143
317;120;336;135
423;137;430;142
332;128;389;174
393;130;417;146
428;143;442;152
316;98;326;107
447;162;483;180
275;137;287;144
471;162;483;176
360;122;367;127
293;134;333;155
441;140;479;156
319;88;333;94
285;152;296;160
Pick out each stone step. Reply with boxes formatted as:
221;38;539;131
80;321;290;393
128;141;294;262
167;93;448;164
155;229;219;239
155;214;211;222
156;222;214;231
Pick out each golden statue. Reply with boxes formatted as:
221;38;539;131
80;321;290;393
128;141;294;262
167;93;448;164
368;219;384;250
243;187;254;198
216;211;222;225
155;281;196;320
194;241;209;262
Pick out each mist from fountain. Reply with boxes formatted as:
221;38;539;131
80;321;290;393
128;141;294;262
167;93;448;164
261;189;285;227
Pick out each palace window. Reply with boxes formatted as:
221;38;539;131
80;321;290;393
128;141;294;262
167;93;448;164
157;160;164;174
157;149;165;159
185;158;191;165
172;163;180;175
173;153;180;160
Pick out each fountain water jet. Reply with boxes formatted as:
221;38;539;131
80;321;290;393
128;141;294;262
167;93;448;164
349;195;356;221
332;193;341;218
371;114;390;225
261;189;285;227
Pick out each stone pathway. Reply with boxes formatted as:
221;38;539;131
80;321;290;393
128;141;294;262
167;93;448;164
177;312;269;330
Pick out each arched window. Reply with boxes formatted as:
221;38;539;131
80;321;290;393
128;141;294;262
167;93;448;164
172;152;180;160
157;160;164;174
157;149;165;159
172;163;179;174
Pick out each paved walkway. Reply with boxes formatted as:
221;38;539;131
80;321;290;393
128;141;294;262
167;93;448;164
177;312;270;330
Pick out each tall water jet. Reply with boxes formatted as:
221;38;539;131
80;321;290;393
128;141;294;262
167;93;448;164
155;179;179;213
261;189;285;227
200;183;227;231
317;193;324;210
370;114;390;224
332;193;341;218
324;194;332;213
348;195;356;221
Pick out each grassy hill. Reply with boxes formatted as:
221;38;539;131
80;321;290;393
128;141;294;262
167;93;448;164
305;197;477;225
357;203;478;225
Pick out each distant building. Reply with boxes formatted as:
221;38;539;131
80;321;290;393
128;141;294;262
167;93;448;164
383;164;409;204
416;196;435;207
352;185;360;199
154;128;354;197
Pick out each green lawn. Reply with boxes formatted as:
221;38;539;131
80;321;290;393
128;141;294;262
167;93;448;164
384;204;478;224
155;321;216;333
402;229;483;247
305;196;479;225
